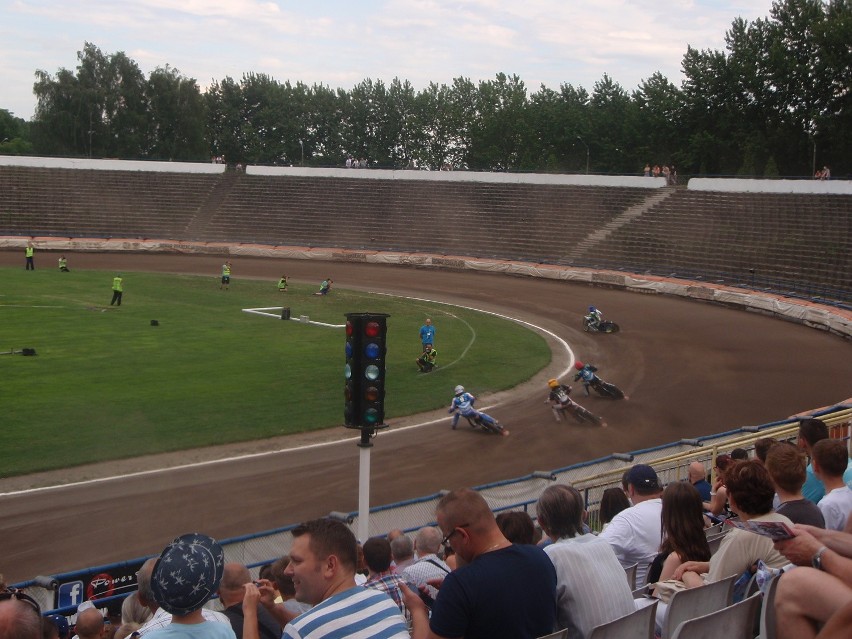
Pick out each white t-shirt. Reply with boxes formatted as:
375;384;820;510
818;486;852;531
598;497;662;588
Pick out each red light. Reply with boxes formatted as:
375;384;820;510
346;321;353;337
365;321;381;337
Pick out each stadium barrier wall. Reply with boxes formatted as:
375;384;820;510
1;237;849;337
16;405;851;618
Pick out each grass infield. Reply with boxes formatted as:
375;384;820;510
0;268;550;476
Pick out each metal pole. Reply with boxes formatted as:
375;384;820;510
357;429;372;543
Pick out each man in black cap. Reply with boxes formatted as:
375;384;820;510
598;464;663;588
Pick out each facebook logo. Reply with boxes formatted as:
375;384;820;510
58;581;84;609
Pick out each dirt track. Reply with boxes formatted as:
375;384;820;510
1;251;850;583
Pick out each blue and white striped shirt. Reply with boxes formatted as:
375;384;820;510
282;586;408;639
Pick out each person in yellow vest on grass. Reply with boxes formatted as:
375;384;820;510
110;274;123;306
220;261;232;290
58;255;70;272
25;242;35;270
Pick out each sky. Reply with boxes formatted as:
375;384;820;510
1;0;775;121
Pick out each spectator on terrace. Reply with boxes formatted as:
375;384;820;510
674;461;793;589
643;163;651;177
648;482;712;587
272;518;408;639
401;487;557;639
268;555;311;617
599;464;663;587
0;590;43;639
754;436;777;464
44;614;71;639
798;418;852;503
773;525;852;639
218;563;281;639
813;439;852;531
687;460;712;502
121;593;152;627
731;447;749;461
536;483;635;638
74;607;106;639
599;487;631;529
134;554;231;636
495;510;537;545
703;454;734;519
822;166;831;180
766;441;825;527
401;526;450;600
363;537;410;621
144;533;234;639
390;533;415;572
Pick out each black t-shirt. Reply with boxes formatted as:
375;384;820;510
429;544;557;639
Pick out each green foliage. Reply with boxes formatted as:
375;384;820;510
0;268;549;476
19;2;852;173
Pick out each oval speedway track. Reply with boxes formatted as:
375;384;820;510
1;252;850;582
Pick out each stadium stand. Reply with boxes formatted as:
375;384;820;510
1;159;849;636
2;162;848;302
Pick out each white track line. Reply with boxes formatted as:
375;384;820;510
1;295;574;496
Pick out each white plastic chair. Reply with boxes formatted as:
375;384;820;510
758;574;781;639
669;592;762;639
588;600;658;639
660;574;737;639
623;562;638;590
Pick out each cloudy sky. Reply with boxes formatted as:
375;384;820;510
2;0;774;121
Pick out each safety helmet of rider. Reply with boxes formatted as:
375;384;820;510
589;305;597;312
454;385;465;395
574;361;585;370
548;378;560;389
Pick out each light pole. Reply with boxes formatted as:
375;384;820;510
576;136;590;174
299;140;304;166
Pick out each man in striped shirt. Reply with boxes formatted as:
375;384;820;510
282;518;409;639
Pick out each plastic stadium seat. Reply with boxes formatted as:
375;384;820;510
660;574;737;639
589;599;657;639
623;562;638;590
669;592;762;639
758;574;780;639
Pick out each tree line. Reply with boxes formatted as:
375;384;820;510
1;0;849;177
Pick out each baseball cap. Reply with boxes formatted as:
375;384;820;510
627;464;661;490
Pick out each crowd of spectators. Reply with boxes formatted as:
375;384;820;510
5;418;852;639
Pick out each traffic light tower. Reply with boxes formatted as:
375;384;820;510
344;312;390;542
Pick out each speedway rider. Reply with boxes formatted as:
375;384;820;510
448;385;509;436
586;305;603;330
546;378;607;426
573;361;599;396
547;379;575;420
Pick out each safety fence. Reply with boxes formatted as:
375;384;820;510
13;404;852;620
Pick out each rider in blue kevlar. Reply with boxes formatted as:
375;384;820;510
448;385;509;436
573;361;599;396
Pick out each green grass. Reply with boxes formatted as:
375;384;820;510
0;268;550;476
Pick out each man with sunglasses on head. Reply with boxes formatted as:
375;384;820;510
0;588;43;639
402;488;557;639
